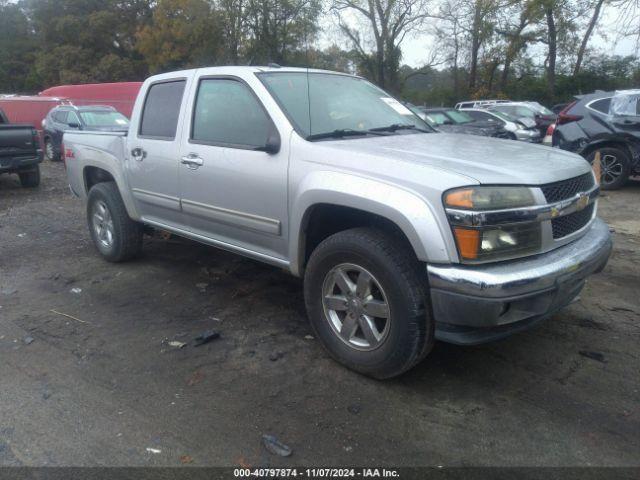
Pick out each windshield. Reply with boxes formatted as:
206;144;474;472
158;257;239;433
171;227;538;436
494;105;536;119
258;72;430;138
488;110;516;122
526;102;554;116
79;111;129;127
445;110;474;124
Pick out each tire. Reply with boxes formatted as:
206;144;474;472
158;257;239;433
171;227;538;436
86;182;143;262
44;138;59;162
589;147;631;190
304;228;434;379
18;165;40;188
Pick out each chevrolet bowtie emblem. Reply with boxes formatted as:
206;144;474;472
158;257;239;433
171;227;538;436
576;193;589;211
551;206;560;218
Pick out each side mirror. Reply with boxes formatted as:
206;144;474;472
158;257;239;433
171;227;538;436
443;119;453;125
257;128;281;154
68;122;81;129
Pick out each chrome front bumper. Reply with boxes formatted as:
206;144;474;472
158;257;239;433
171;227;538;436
427;218;612;345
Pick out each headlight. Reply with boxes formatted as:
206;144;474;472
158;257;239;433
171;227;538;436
445;186;540;262
445;186;535;210
452;223;541;262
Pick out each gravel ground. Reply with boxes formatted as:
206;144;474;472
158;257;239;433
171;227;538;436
0;161;639;467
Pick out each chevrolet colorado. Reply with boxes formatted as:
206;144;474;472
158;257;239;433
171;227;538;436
63;67;612;378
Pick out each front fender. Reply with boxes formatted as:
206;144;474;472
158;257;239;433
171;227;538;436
289;171;455;276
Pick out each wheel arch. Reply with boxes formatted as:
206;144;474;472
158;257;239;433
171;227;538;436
582;139;633;160
82;164;140;220
289;172;453;276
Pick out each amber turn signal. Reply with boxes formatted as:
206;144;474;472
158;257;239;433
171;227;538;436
453;227;480;260
445;189;474;209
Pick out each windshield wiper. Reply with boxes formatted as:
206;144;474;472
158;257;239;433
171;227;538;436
306;129;389;141
369;123;431;133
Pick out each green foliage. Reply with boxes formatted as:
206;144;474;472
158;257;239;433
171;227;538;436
0;0;636;108
0;1;37;93
136;0;224;73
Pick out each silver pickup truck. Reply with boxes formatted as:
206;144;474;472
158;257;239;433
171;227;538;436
64;66;612;378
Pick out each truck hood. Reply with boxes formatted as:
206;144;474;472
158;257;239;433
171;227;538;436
318;132;590;185
436;124;496;136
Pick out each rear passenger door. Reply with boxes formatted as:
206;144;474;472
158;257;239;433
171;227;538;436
127;75;194;229
178;75;289;262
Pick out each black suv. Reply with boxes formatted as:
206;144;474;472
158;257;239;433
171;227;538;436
553;90;640;190
43;105;129;161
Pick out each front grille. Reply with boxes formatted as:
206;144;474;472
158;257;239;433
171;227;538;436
551;203;594;238
541;173;595;203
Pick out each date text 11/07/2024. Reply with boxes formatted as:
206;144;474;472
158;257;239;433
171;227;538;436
233;468;401;478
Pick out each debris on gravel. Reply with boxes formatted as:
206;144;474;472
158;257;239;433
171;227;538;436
193;330;220;346
262;434;292;457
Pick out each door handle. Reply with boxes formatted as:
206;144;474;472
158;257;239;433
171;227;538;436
131;147;147;161
181;154;204;169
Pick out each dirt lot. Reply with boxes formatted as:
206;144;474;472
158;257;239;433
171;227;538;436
0;161;639;467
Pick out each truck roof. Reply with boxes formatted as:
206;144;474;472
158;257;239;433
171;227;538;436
145;65;353;82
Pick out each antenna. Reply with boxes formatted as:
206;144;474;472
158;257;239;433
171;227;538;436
305;19;312;136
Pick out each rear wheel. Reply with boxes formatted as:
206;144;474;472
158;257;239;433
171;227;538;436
45;138;59;162
304;228;433;379
589;147;630;190
18;165;40;188
87;182;143;262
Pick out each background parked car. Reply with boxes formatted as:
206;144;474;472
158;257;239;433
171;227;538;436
0;95;70;141
553;89;640;189
490;102;557;137
419;107;510;137
454;99;511;109
43;105;129;161
0;108;42;187
459;107;541;142
552;103;569;114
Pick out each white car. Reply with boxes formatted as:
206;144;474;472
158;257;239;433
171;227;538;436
460;107;541;142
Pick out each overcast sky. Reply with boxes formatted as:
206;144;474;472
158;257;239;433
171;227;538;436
321;4;639;68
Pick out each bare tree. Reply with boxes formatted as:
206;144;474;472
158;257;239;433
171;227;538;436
433;0;466;97
573;0;606;75
495;1;539;90
332;0;434;90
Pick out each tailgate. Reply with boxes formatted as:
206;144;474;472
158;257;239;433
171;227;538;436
0;125;37;159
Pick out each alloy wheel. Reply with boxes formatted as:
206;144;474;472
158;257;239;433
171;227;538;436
322;263;391;351
601;153;624;186
92;200;115;249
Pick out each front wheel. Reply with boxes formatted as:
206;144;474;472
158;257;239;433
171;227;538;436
87;182;143;262
304;228;434;379
589;147;631;190
18;165;40;188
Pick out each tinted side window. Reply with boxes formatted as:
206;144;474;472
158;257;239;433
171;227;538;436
67;111;80;125
54;111;68;123
589;98;611;114
191;79;270;148
139;80;186;139
467;111;491;121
